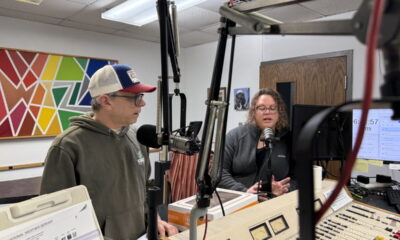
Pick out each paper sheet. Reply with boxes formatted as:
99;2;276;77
323;189;353;211
368;160;383;166
0;200;101;240
354;158;369;172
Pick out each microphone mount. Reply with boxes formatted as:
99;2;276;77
261;128;281;149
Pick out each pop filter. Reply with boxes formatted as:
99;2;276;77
137;124;161;148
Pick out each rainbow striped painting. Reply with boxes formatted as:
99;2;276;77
0;48;117;139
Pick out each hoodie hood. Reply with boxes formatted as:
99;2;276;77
69;113;130;136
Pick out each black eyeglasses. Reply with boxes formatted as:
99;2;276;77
109;94;144;106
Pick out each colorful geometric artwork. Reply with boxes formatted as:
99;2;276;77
0;48;117;139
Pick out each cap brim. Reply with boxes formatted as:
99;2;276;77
120;83;156;94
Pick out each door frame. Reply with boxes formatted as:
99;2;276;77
260;50;353;101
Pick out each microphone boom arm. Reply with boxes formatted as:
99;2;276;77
190;17;236;239
194;17;234;209
196;100;228;186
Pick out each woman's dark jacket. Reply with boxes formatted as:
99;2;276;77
219;124;294;192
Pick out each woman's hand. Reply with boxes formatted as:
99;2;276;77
271;175;291;196
247;181;269;201
246;181;261;193
158;215;179;238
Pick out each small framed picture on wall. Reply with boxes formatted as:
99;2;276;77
207;87;226;102
233;88;250;111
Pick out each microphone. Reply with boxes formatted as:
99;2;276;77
169;135;200;155
137;124;161;148
137;124;200;155
263;128;274;149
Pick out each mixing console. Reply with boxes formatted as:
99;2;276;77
169;180;400;240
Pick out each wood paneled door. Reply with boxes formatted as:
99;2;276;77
260;50;353;179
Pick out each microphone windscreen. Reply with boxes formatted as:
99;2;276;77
137;124;161;148
263;128;274;142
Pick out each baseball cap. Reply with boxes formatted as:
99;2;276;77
88;64;156;97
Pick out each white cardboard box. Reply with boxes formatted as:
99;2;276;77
168;188;258;230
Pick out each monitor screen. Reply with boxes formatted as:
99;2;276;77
352;109;400;162
292;104;352;160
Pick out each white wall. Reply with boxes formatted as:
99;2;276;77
0;16;162;181
180;35;263;132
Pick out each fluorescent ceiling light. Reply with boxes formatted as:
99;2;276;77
16;0;43;5
102;0;207;27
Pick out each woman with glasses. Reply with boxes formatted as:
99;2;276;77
219;88;294;199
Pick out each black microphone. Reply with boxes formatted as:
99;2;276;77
263;127;274;149
137;124;200;155
137;124;161;148
169;135;200;155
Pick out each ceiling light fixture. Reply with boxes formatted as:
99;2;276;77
102;0;207;27
16;0;43;5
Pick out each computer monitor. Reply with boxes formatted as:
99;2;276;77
352;108;400;162
291;104;352;160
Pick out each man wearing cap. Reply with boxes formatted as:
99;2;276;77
40;64;178;239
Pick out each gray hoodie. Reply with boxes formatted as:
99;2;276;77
40;113;150;240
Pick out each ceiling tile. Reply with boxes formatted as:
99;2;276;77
258;4;323;23
67;0;96;4
68;0;131;29
0;7;62;25
122;21;160;39
113;30;160;43
197;0;227;13
121;21;192;43
177;26;191;34
59;19;117;34
84;0;124;9
0;0;362;48
179;31;218;48
300;0;363;16
177;6;220;31
0;0;85;19
200;23;220;35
